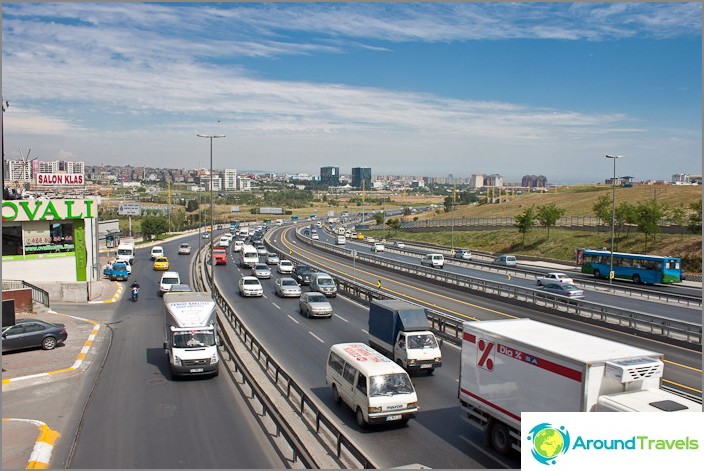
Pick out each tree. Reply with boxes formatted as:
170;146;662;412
667;204;687;238
536;203;565;240
636;199;664;252
615;202;637;238
141;216;169;240
688;200;702;234
386;218;401;232
374;211;384;225
592;195;612;232
514;206;535;246
185;199;199;212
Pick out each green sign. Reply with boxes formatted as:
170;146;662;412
2;199;96;222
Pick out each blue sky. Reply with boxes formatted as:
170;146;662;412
2;2;701;184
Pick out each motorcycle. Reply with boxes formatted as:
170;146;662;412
131;286;139;302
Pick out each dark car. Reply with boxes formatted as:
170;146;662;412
2;318;68;352
293;264;315;285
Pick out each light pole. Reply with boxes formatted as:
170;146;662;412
2;99;9;200
605;154;622;285
197;134;225;269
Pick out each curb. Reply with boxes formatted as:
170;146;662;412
2;312;101;391
88;282;123;304
1;418;60;469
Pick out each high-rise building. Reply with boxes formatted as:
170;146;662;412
351;167;372;190
320;166;340;187
224;169;238;191
7;160;32;181
521;175;548;188
201;174;222;191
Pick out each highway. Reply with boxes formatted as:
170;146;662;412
67;235;286;469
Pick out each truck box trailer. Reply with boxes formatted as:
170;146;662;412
163;292;220;378
459;318;701;455
368;299;442;374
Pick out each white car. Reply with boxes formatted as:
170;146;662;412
372;242;385;253
150;246;164;260
277;259;294;274
238;276;264;297
274;277;302;298
393;241;405;248
159;271;181;295
311;232;319;240
537;272;574;286
366;237;376;243
178;243;192;255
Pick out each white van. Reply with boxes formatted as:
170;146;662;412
326;342;418;427
239;244;259;268
150;245;164;261
420;253;444;269
336;235;346;245
159;271;181;295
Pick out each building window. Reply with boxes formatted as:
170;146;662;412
2;224;24;256
23;222;75;255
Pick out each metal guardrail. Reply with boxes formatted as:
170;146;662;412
293;231;702;347
195;246;375;469
2;280;50;308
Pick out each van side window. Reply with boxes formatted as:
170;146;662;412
328;352;344;375
356;373;367;395
342;364;357;384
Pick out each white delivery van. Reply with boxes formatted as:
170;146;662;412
336;235;346;245
420;253;444;269
239;244;259;268
116;238;135;264
163;292;219;378
326;342;418;427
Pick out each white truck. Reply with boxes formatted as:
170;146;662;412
116;237;135;264
163;292;220;379
368;299;442;374
459;318;701;455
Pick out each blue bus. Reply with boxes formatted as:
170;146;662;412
576;248;682;285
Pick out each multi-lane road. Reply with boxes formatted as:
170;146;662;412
64;224;701;468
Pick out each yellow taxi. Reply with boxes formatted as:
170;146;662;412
153;256;170;271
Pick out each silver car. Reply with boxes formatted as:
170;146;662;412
266;253;280;265
274;277;302;298
251;263;272;279
299;292;333;318
539;283;584;299
277;259;294;274
256;244;268;255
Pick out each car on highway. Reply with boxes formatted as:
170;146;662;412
153;256;170;271
274;277;302;298
277;259;294;274
309;272;337;298
372;242;385;253
393;241;406;248
217;238;231;248
150;246;165;260
492;254;517;267
293;264;315;285
233;240;244;252
311;232;319;240
169;284;192;293
251;263;272;279
266;253;280;265
255;244;268;256
2;318;69;352
238;276;264;297
536;272;574;286
159;271;181;295
539;282;584;299
420;253;445;269
299;292;333;318
453;249;472;260
202;232;210;239
366;237;376;243
178;243;192;255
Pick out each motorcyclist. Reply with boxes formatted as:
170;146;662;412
130;281;140;300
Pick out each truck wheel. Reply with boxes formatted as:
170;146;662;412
632;274;641;284
355;408;367;428
490;421;511;455
332;384;341;404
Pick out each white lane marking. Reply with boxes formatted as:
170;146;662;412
333;314;348;323
309;332;325;343
361;329;368;335
287;315;300;324
272;303;281;310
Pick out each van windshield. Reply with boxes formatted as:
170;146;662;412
173;330;216;348
117;248;132;255
317;278;334;286
407;333;438;349
369;373;415;396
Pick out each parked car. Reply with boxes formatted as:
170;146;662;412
265;253;280;265
251;263;272;279
539;282;585;299
178;243;192;255
2;318;68;352
372;242;385;253
153;256;170;271
277;260;294;274
150;246;164;260
453;249;472;260
492;254;517;267
274;277;302;298
238;276;264;297
536;272;574;286
293;264;315;285
299;292;333;318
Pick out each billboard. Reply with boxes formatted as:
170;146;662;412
36;173;84;186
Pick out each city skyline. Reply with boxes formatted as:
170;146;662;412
2;2;701;184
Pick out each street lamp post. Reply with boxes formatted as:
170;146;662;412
197;134;225;270
605;154;622;285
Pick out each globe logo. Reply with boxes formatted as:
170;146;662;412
527;422;571;465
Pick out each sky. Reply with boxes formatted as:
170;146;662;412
1;2;701;184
